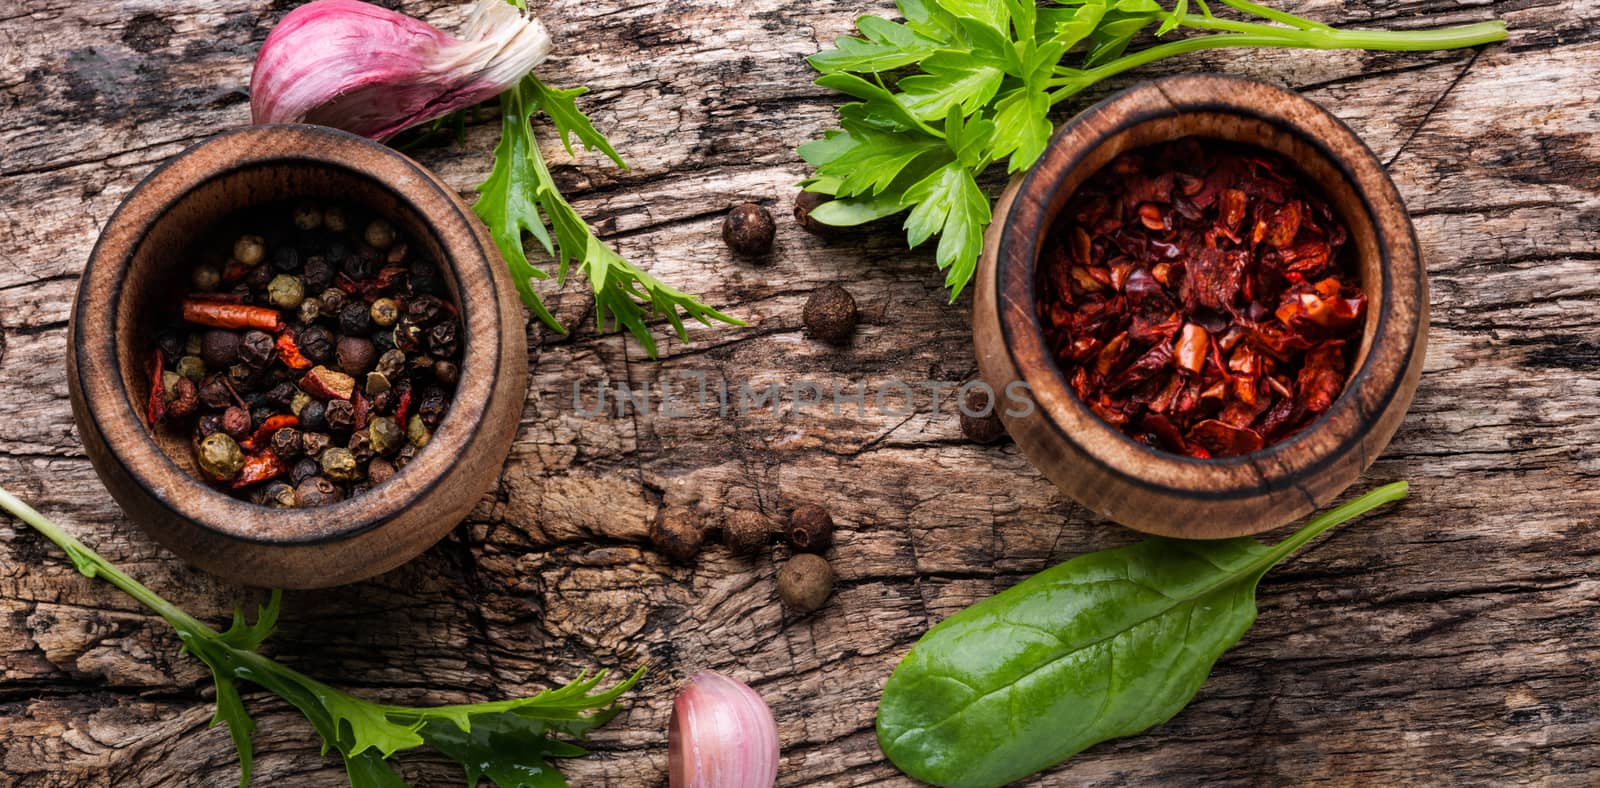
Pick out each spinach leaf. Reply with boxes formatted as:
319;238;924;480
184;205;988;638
876;482;1409;787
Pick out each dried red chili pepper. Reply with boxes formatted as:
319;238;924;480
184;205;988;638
182;300;285;332
231;451;288;489
241;414;299;452
394;387;412;426
1035;139;1368;456
353;391;370;431
275;332;313;370
146;348;167;426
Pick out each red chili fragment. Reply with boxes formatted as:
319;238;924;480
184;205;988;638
241;414;298;452
146;348;167;426
275;332;313;370
231;451;287;489
1035;138;1367;457
182;300;285;332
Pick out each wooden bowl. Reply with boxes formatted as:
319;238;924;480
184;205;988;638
974;75;1426;538
68;125;528;588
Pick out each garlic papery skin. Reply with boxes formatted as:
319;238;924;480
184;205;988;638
668;671;780;788
251;0;551;141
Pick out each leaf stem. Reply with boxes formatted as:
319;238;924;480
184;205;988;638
1257;481;1410;569
0;485;215;637
1216;0;1330;30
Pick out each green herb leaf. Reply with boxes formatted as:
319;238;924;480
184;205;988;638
800;0;1504;300
0;486;645;788
876;482;1409;788
474;76;741;356
900;159;990;299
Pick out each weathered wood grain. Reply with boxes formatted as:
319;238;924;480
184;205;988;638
1;0;1597;785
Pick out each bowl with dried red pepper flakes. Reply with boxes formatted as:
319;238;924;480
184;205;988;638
69;125;528;588
973;75;1428;539
1038;138;1368;460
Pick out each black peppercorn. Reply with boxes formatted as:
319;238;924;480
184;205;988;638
376;348;407;380
777;553;834;613
793;191;838;235
270;427;303;459
427;320;459;358
296;476;342;507
336;335;377;376
289;456;320;486
297;326;335;365
157;331;184;360
788;504;834;552
318;287;347;315
200;330;242;368
405;295;445;326
802;284;858;345
239;331;275;368
265;381;298;409
408;259;440;295
347;431;375;465
343;246;380;279
297;299;321;325
393;320;423;353
723;509;773;554
300;431;332;457
959;386;1008;445
338;301;373;335
368;386;395;414
197;413;225;439
246;263;274;291
250;405;275;427
722;202;776;257
395;442;418;468
303;257;335;292
260;481;298;509
417;386;448;428
349;483;372;498
324;399;355;434
432;359;460;386
649;506;703;562
199;374;234;410
221;406;251;439
300;399;327;431
271;245;301;273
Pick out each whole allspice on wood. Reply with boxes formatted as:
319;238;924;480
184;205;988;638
723;509;774;554
722;202;776;258
650;506;704;562
778;553;834;613
802;285;857;345
960;386;1009;444
787;504;834;552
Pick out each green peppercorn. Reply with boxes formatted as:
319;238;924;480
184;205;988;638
368;416;403;456
175;356;206;383
407;414;431;448
296;476;342;507
267;274;305;310
369;297;399;328
323;207;348;233
197;433;245;482
289;389;312;417
320;447;360;482
161;370;181;400
191;264;222;292
365;371;391;397
364;219;396;250
260;481;298;509
292;203;323;231
233;235;266;267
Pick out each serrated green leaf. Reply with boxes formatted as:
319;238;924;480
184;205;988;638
810;193;910;226
343;749;412;788
526;78;626;168
897;53;1005;120
989;87;1053;173
898;0;962;39
900;162;991;297
943;106;995;169
422;715;586;788
215;590;279;652
814;130;945;197
796;130;854;168
939;0;1009;30
818;73;938;134
211;674;257;788
808;15;943;74
1084;8;1160;65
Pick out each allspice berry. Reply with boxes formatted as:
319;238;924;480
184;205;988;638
777;553;833;613
802;285;857;345
788;504;834;552
793;191;835;235
959;386;1009;444
723;509;773;554
722;202;776;258
650;506;703;562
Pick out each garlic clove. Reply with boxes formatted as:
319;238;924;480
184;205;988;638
668;671;779;788
251;0;551;141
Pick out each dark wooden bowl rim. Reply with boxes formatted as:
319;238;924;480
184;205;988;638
996;74;1422;501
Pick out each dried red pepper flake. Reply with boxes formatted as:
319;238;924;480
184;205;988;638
1035;138;1368;457
275;332;313;371
241;414;298;452
231;451;288;489
182;300;285;332
146;348;167;426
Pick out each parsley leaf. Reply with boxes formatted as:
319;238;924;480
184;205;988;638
475;75;741;357
0;487;644;788
800;0;1507;300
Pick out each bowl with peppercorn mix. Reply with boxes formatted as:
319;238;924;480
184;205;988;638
973;74;1426;538
68;125;527;588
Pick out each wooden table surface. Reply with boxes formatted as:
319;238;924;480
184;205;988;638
2;1;1597;785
